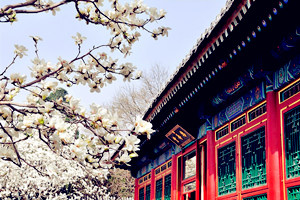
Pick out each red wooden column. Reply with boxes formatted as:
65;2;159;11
150;168;155;200
207;129;216;200
196;145;200;200
134;179;139;200
171;155;178;200
266;90;283;200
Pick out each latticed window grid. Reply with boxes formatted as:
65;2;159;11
248;103;266;121
231;115;246;132
139;187;144;200
161;164;167;172
288;185;300;200
241;126;266;189
155;168;161;175
281;80;300;102
155;178;163;200
167;161;172;168
284;105;300;179
216;125;229;140
218;142;236;196
155;160;172;176
145;184;151;200
139;179;143;184
164;174;172;200
144;175;148;181
243;193;267;200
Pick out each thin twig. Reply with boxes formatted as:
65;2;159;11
0;55;18;76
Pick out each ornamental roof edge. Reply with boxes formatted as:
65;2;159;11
142;0;236;122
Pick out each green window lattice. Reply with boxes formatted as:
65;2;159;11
164;174;171;200
218;141;236;196
288;185;300;200
155;178;163;200
241;126;266;189
145;184;151;200
284;105;300;179
243;193;267;200
139;187;144;200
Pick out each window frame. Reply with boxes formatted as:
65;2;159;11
215;100;268;199
153;158;173;200
278;79;300;196
180;143;198;198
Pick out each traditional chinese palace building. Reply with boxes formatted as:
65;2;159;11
129;0;300;199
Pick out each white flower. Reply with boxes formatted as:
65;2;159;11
74;138;86;148
129;152;138;158
114;136;122;144
8;87;20;100
99;52;107;60
104;133;115;143
30;35;43;44
10;73;26;85
42;81;58;91
72;32;87;45
159;9;167;18
77;107;86;116
55;122;68;133
41;90;49;100
14;45;28;58
48;115;60;129
135;70;142;79
69;98;80;111
23;115;34;128
0;106;11;120
44;102;54;113
95;0;104;6
70;144;85;159
134;116;154;139
47;0;60;16
117;151;131;163
99;158;113;169
159;26;171;37
124;134;140;152
59;131;73;143
105;73;116;84
148;7;158;21
89;82;101;93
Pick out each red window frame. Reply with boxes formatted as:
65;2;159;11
215;100;268;200
277;78;300;199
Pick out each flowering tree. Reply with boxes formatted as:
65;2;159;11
0;0;169;198
0;136;111;199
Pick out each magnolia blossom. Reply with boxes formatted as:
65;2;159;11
22;115;35;128
44;102;54;112
10;73;26;85
30;35;43;43
14;44;27;58
72;32;87;45
124;134;140;152
117;151;131;163
42;81;58;91
134;116;155;139
135;70;142;79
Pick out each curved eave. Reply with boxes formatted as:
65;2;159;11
143;0;247;122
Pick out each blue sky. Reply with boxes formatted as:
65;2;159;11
0;0;227;107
